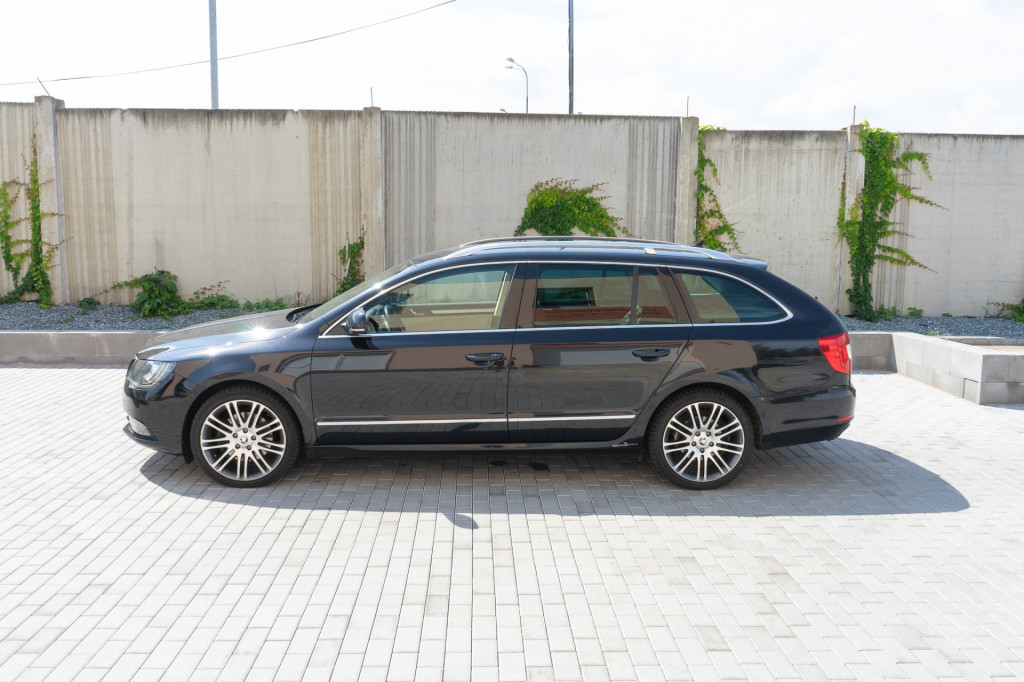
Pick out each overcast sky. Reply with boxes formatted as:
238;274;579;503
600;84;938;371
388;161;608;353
3;0;1022;134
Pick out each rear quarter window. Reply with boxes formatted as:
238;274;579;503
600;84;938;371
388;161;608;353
676;271;787;323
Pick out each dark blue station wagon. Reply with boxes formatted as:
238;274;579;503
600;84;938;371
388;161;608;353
124;237;855;490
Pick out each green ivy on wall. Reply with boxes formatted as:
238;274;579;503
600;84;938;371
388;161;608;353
515;178;623;237
838;123;939;320
694;125;740;252
335;236;365;295
0;137;58;306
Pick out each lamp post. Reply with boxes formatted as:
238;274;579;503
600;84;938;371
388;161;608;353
505;57;528;114
209;0;219;109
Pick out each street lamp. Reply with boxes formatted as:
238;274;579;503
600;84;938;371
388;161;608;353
505;57;528;114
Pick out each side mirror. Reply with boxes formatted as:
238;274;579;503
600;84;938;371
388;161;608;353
346;308;367;335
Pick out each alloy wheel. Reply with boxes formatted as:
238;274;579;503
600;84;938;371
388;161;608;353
198;399;288;482
662;400;745;484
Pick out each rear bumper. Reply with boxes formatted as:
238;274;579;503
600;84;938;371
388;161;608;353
760;384;855;450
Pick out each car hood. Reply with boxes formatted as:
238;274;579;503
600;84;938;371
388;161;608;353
137;310;301;361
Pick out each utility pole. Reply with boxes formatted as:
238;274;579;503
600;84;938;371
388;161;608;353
568;0;574;115
209;0;219;109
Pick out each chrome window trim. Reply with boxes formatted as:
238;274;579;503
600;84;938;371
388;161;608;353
318;259;794;338
319;322;691;339
669;266;794;326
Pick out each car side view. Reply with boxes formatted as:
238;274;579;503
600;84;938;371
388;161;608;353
124;237;854;490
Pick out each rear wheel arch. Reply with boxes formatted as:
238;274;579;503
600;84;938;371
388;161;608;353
644;381;763;448
644;386;756;489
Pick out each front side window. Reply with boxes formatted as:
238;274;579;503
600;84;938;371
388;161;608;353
364;265;515;333
676;271;787;323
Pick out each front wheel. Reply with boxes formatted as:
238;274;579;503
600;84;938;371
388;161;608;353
190;387;301;487
646;389;753;490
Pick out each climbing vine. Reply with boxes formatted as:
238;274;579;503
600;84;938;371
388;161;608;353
515;178;623;237
0;181;27;295
335;236;365;295
838;123;939;320
694;125;740;252
0;138;58;306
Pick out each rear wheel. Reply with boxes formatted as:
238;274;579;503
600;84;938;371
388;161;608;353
190;387;301;487
646;389;752;489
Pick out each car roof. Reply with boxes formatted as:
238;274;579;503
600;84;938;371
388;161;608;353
419;236;769;270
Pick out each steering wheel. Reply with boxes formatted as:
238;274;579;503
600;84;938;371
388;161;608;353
366;304;393;333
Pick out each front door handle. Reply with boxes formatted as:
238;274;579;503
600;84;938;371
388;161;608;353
632;348;670;361
466;352;505;367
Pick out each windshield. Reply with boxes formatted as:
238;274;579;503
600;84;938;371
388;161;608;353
297;261;412;324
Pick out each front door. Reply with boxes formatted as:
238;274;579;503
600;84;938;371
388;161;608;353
311;263;521;445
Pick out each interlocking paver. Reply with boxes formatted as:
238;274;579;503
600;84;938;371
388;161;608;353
1;367;1023;680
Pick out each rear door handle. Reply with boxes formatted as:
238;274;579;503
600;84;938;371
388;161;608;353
466;352;505;367
632;348;670;361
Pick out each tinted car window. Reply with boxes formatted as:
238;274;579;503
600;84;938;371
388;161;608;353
676;271;786;323
366;265;515;332
534;264;633;327
636;268;675;325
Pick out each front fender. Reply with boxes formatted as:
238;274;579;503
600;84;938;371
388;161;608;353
174;350;316;448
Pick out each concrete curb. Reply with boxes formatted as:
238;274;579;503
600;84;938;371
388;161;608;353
0;331;157;366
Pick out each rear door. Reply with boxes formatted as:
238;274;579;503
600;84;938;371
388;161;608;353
507;262;691;442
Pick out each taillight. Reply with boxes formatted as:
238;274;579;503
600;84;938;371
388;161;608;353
818;332;851;374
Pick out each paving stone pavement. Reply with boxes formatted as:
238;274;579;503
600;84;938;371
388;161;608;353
0;366;1023;681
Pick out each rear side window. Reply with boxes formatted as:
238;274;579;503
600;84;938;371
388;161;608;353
636;268;675;325
534;264;632;327
676;271;787;323
531;264;679;327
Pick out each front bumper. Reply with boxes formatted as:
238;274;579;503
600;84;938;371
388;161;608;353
123;381;188;454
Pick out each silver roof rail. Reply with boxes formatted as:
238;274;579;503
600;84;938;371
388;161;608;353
445;236;735;261
456;235;680;247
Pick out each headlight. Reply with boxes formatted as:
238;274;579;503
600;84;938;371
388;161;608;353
127;359;176;389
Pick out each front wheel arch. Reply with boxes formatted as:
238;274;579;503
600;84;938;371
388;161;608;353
180;379;310;463
189;385;303;486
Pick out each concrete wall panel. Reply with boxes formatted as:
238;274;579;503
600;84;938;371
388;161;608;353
57;108;363;304
381;112;695;266
885;134;1024;316
702;130;849;310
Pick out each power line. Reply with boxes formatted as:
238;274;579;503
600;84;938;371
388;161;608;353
0;0;458;88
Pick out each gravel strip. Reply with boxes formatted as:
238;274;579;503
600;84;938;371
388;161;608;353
0;302;255;331
840;314;1024;338
2;302;1023;338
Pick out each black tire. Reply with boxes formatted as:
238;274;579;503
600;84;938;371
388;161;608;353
646;389;753;490
190;386;302;487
